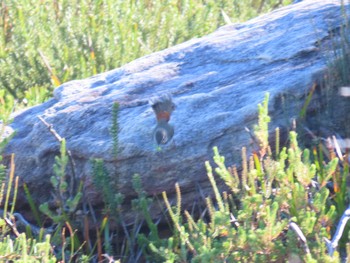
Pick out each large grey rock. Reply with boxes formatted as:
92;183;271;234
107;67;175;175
3;0;350;223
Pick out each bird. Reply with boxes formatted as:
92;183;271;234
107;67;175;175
150;94;176;145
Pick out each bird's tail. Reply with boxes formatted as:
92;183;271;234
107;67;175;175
150;94;175;122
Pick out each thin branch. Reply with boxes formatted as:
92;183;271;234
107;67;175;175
230;213;240;228
0;209;54;237
324;205;350;257
257;0;266;14
4;216;20;237
37;115;63;142
289;221;311;255
37;115;77;196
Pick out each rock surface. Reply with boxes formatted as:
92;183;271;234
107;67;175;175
3;0;350;224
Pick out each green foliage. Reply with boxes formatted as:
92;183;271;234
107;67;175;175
0;89;14;123
134;174;172;262
133;175;159;243
1;92;349;261
23;183;42;227
0;154;56;261
39;139;82;223
93;102;123;217
138;94;346;262
89;103;149;261
91;165;154;261
2;154;19;223
38;139;83;260
91;158;124;257
0;0;291;101
0;233;56;262
92;159;124;217
254;92;271;155
22;86;51;107
3;0;350;261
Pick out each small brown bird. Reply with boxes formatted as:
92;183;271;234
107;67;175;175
150;95;175;145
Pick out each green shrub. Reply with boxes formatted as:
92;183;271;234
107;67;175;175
0;0;291;100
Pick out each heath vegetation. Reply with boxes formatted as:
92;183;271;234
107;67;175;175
2;0;350;262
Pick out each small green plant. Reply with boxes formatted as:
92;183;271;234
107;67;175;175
22;86;51;107
0;233;56;262
0;154;18;235
0;154;57;261
39;139;82;223
89;102;142;262
92;102;123;219
38;139;83;260
135;174;180;263
92;159;124;218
